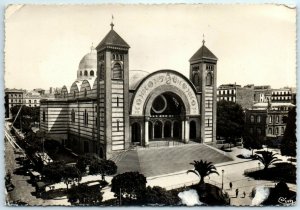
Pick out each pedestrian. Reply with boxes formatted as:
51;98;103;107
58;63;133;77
243;191;246;198
229;182;232;190
235;188;239;198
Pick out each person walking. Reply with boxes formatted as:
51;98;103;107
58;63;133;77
235;188;239;198
243;191;246;198
229;182;232;190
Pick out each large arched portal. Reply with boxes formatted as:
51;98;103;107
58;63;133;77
130;70;200;146
149;92;185;141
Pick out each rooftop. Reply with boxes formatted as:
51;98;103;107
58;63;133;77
96;28;130;50
189;44;217;62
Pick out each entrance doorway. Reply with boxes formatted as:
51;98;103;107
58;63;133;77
173;121;180;138
164;121;172;138
190;120;196;139
154;121;163;138
132;122;141;143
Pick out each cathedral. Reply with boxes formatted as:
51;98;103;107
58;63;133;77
40;23;218;159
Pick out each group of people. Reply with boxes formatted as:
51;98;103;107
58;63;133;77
229;182;246;198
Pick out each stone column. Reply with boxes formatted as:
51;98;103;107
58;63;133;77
145;117;149;147
184;117;190;143
152;122;155;140
162;122;164;139
181;120;185;142
171;122;174;138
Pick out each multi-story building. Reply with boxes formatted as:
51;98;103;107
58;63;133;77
23;91;42;107
217;84;254;109
271;88;293;103
253;85;272;103
4;89;25;118
245;102;295;143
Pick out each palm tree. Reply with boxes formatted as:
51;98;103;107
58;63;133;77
256;151;282;170
187;160;219;185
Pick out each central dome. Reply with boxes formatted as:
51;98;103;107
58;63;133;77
78;49;97;70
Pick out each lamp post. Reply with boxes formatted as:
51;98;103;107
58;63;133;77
222;169;224;189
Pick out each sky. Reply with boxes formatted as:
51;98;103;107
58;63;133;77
4;4;296;90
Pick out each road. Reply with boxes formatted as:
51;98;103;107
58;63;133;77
4;123;69;206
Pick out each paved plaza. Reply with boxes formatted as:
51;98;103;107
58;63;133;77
113;143;233;177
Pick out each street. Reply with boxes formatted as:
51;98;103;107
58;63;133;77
4;124;69;206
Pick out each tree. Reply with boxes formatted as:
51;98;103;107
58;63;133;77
89;159;117;181
256;151;282;170
68;183;103;205
187;160;219;185
281;107;296;157
111;172;147;202
75;154;99;174
10;105;40;133
217;101;245;142
61;166;82;191
138;186;178;205
42;161;64;183
243;130;262;156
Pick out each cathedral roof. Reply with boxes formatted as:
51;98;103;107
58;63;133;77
189;44;218;62
78;48;97;70
129;70;149;90
96;29;130;50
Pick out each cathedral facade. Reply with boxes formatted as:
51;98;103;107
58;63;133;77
40;24;218;159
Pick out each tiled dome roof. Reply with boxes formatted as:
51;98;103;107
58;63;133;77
129;70;149;90
78;48;97;70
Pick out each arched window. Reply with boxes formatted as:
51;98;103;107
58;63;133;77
90;70;94;76
84;70;88;76
84;89;87;97
249;127;253;134
84;109;88;125
268;128;272;134
80;71;82;76
250;115;254;123
71;109;75;123
257;128;261;135
193;73;199;86
112;63;123;79
99;64;104;80
257;115;261;123
74;91;76;98
42;111;46;122
269;116;272;123
276;116;279;123
206;72;212;86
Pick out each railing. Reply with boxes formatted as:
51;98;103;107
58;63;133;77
165;180;198;190
244;165;275;175
164;179;222;191
244;167;261;175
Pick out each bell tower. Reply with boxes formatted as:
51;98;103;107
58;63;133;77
96;21;130;159
189;38;218;143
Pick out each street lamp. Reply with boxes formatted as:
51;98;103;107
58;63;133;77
222;170;224;189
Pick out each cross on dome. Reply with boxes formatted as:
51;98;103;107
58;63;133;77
110;15;114;30
90;42;95;52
